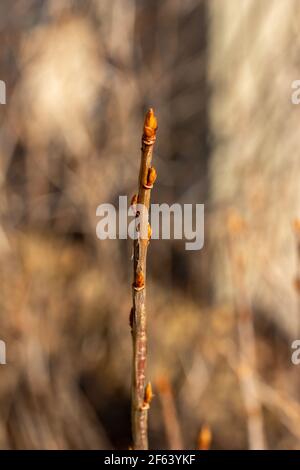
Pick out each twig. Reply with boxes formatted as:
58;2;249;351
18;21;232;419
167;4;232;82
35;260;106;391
221;343;300;445
130;108;158;450
156;375;184;450
226;209;266;450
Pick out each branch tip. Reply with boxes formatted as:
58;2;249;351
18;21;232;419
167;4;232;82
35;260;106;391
143;108;158;140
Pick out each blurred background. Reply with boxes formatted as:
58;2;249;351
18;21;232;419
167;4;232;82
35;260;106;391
0;0;300;450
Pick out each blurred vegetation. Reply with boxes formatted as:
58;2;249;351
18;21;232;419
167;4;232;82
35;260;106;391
0;0;299;449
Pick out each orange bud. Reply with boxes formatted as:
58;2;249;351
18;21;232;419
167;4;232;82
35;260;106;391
144;382;154;406
148;223;152;240
198;424;212;451
131;194;138;206
135;271;144;289
143;108;158;139
147;167;157;186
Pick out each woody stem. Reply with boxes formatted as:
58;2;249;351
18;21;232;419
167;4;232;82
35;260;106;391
131;111;157;450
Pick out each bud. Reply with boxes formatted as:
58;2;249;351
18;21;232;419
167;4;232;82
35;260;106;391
134;271;144;289
147;167;157;186
131;194;138;207
144;382;154;406
198;424;212;450
148;223;152;240
143;108;158;139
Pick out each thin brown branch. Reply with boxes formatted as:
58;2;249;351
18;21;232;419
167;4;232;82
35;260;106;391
156;375;184;450
130;108;158;450
226;209;266;450
222;345;300;445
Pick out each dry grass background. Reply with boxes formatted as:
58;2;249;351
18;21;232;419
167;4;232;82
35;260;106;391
0;0;299;449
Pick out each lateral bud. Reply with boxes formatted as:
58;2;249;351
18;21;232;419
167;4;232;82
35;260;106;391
142;382;154;409
133;271;145;291
148;223;152;240
144;166;157;189
131;194;138;207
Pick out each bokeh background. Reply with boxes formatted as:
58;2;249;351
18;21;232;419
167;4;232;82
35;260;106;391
0;0;300;449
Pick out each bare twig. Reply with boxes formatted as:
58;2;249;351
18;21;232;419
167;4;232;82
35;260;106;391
226;209;266;450
130;109;158;450
156;375;184;450
221;344;300;445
